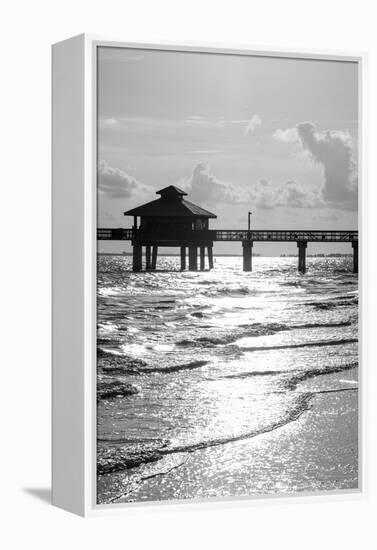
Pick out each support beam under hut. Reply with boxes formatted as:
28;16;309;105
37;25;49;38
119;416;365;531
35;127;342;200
151;245;158;270
208;245;214;270
297;241;307;274
242;240;253;272
200;246;205;271
145;245;151;270
180;246;186;271
188;246;198;271
132;244;142;272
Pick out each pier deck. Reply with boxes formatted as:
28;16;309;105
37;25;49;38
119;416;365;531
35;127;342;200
98;228;357;243
97;228;358;273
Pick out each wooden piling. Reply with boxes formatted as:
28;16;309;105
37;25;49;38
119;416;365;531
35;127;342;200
242;241;253;271
200;246;205;271
145;245;151;270
352;241;358;273
151;245;158;270
297;241;307;274
188;246;198;271
208;245;214;269
180;246;186;271
132;245;142;272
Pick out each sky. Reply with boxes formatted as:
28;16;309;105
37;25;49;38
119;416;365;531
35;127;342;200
97;47;358;255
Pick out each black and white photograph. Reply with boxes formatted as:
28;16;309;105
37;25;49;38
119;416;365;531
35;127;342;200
96;46;359;505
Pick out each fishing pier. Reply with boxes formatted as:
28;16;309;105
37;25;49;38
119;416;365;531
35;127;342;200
97;186;358;274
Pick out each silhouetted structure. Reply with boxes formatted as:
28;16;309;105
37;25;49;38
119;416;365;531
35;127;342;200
123;186;217;271
98;188;359;274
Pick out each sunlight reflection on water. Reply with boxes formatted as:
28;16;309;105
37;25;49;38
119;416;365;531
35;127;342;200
97;255;358;503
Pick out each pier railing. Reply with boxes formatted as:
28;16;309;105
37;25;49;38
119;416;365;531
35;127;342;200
213;229;358;242
97;228;133;240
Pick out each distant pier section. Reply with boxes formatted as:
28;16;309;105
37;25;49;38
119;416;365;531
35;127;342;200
97;186;358;274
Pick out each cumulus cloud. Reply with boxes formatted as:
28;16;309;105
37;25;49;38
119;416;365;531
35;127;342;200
273;121;357;210
98;159;147;199
179;163;249;205
179;164;322;210
272;127;298;143
244;114;262;135
250;179;322;209
249;179;276;209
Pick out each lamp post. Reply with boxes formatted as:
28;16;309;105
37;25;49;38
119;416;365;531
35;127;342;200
247;211;252;239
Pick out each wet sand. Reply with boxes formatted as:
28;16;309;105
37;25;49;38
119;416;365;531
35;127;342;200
98;389;358;504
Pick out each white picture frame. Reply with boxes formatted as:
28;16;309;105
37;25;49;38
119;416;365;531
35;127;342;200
52;34;366;517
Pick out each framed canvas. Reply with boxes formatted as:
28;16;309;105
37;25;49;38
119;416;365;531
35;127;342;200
52;34;365;517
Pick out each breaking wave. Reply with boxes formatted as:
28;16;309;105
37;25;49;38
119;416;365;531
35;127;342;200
222;361;358;389
97;392;316;474
176;320;352;348
98;352;147;375
305;297;358;310
200;285;252;297
98;352;210;375
97;379;138;400
285;361;358;390
145;360;209;374
240;338;357;353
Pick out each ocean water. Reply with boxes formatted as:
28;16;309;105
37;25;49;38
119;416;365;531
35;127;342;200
96;255;359;504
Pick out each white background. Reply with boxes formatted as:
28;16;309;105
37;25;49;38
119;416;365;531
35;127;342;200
1;0;376;548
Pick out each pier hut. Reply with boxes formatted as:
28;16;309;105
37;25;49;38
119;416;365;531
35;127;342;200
124;186;217;272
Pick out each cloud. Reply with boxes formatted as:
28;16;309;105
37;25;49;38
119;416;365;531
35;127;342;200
249;179;276;209
250;179;322;209
98;159;147;199
275;180;322;208
179;164;321;210
272;127;298;143
273;121;357;210
179;163;249;205
244;114;262;135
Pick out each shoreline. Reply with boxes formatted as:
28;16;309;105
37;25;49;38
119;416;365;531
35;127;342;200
98;388;358;504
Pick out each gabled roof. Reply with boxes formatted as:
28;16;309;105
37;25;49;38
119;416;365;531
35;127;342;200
124;197;217;218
